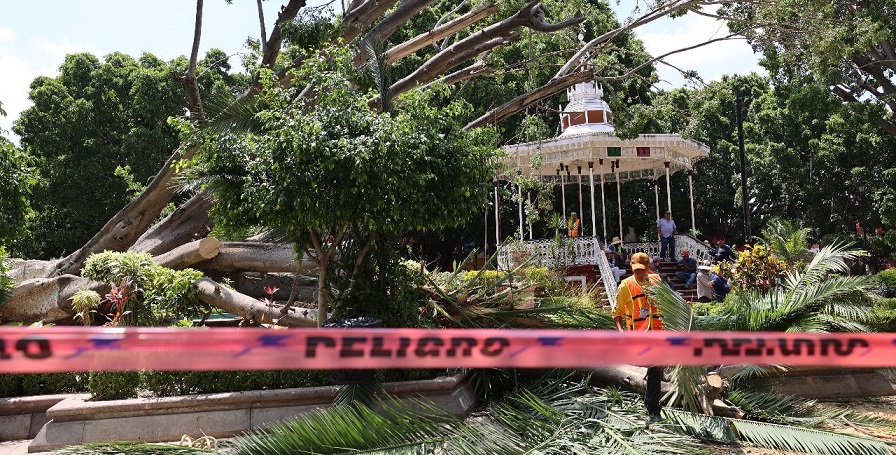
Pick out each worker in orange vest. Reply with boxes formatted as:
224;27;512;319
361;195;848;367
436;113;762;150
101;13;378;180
613;252;664;423
567;212;580;237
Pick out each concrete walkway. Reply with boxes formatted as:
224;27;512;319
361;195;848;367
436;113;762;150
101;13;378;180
0;439;51;454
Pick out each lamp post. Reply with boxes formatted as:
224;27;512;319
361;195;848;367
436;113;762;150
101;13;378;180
736;95;751;244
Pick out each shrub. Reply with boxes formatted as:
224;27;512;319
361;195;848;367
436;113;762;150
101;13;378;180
88;371;141;400
0;373;88;398
876;269;896;290
870;297;896;332
0;246;13;307
82;251;207;326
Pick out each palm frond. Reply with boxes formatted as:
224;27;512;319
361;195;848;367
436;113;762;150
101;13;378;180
201;91;265;133
333;373;383;407
229;399;464;455
56;442;213;454
667;409;893;455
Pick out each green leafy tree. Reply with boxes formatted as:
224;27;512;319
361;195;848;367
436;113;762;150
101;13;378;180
13;51;246;259
185;47;498;325
722;0;896;137
0;136;34;251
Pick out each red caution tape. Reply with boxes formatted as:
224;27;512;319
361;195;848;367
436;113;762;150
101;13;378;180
0;327;889;373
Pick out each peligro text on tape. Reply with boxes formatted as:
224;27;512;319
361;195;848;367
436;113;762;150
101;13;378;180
0;327;891;373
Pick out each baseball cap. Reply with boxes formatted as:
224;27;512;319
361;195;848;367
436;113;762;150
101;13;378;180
682;250;689;256
630;252;650;270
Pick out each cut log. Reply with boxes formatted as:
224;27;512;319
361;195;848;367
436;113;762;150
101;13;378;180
579;366;672;394
1;275;104;324
195;277;317;327
197;242;317;273
712;398;745;419
153;237;222;270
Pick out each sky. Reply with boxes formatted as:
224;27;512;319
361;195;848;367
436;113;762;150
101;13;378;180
0;1;765;145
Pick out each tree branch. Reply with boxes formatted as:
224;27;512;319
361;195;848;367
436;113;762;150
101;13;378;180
464;69;594;130
384;2;498;65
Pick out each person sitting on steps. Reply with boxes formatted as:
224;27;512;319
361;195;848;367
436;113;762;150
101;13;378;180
675;250;697;287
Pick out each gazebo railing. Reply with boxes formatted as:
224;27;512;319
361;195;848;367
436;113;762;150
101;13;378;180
498;236;602;269
618;234;712;263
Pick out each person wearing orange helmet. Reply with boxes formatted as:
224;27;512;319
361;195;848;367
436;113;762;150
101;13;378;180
613;252;664;423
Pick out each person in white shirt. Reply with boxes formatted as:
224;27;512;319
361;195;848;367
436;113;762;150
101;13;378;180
656;211;677;262
696;265;714;302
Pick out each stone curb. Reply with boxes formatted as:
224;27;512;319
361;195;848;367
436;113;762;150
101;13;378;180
22;374;474;452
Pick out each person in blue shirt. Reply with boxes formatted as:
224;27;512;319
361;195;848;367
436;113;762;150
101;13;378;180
711;269;731;302
656;211;677;262
675;250;698;286
712;237;737;263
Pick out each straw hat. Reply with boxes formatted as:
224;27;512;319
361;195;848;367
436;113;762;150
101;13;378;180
610;236;622;245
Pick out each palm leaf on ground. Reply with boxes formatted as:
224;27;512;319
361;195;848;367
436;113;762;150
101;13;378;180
668;409;893;455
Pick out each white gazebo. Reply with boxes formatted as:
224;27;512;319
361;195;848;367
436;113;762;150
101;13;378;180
497;80;711;291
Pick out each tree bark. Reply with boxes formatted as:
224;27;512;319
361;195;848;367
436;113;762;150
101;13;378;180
130;191;214;255
390;1;581;97
1;275;102;324
153;237;221;270
197;242;317;273
465;69;593;129
384;2;498;65
196;277;317;327
579;365;673;395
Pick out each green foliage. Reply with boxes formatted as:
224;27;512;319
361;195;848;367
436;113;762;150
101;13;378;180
420;254;612;329
13;50;246;259
0;246;14;307
88;371;141;400
869;297;896;332
0;137;34;250
0;373;87;398
229;376;702;455
86;369;330;401
71;289;101;326
760;218;814;266
717;244;795;292
187;45;499;320
875;268;896;289
82;251;207;326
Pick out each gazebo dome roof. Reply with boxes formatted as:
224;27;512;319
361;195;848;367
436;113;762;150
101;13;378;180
502;81;709;183
559;81;615;135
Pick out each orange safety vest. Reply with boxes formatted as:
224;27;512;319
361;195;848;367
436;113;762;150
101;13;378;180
623;274;663;331
568;218;580;237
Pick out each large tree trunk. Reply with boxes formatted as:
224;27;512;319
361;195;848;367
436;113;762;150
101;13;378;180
130;191;215;255
196;277;317;327
1;275;103;324
152;237;221;270
197;242;317;273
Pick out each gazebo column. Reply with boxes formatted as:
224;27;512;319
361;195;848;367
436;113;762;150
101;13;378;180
654;179;660;241
493;179;501;246
599;159;608;241
576;167;582;232
664;161;672;214
560;165;567;218
614;162;622;242
588;161;597;237
688;170;696;234
517;177;524;242
527;191;533;240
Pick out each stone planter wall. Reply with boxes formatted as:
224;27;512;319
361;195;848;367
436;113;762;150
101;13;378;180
12;374;474;452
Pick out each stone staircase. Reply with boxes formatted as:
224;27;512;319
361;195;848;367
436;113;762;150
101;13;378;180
568;260;698;306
